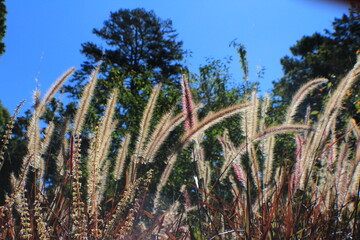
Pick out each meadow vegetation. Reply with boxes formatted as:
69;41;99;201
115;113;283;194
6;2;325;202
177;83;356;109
0;49;359;239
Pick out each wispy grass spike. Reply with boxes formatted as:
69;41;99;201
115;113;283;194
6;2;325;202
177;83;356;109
134;84;161;161
181;103;252;147
218;132;236;181
285;78;328;123
38;67;76;116
250;91;259;137
114;133;131;181
233;162;247;189
350;118;360;139
153;153;178;213
238;124;312;154
143;110;185;162
87;89;118;210
25;89;45;171
96;89;118;166
349;119;360;163
0;100;25;171
290;135;304;195
300;56;360;188
37;121;55;192
259;95;270;132
73;65;100;134
263;135;275;186
56;119;70;176
350;160;360;196
181;74;197;133
86;88;117;214
39;122;55;156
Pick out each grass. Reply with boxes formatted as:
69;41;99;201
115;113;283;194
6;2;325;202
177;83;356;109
0;54;359;239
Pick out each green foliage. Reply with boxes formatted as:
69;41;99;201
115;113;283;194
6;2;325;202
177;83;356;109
0;100;10;132
192;58;242;112
66;8;184;100
272;8;360;123
63;8;185;158
161;57;247;201
0;0;6;55
191;57;244;172
268;10;360;182
230;40;249;82
54;10;186;204
80;8;183;79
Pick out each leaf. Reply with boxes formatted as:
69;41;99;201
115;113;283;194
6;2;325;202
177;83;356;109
311;110;319;115
355;102;360;110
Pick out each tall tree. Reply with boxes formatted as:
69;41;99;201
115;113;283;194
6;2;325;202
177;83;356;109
0;100;10;135
272;8;360;123
56;9;185;200
0;0;6;55
78;8;183;80
65;8;184;136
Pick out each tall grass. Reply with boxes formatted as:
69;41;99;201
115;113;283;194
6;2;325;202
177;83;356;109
0;54;359;239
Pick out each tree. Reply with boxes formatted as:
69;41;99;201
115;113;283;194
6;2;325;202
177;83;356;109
65;8;184;136
165;47;263;204
191;57;246;150
167;58;244;182
267;9;360;193
272;8;360;123
0;0;6;55
0;100;10;132
67;8;184;92
82;8;183;77
52;9;185;202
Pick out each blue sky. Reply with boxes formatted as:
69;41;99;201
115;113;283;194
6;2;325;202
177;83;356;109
0;0;349;114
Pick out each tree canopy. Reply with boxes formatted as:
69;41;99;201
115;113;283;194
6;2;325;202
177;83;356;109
64;8;185;137
0;0;7;55
68;8;184;93
0;100;10;133
272;8;360;122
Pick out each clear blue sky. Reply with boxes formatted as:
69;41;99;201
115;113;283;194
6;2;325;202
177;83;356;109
0;0;349;114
